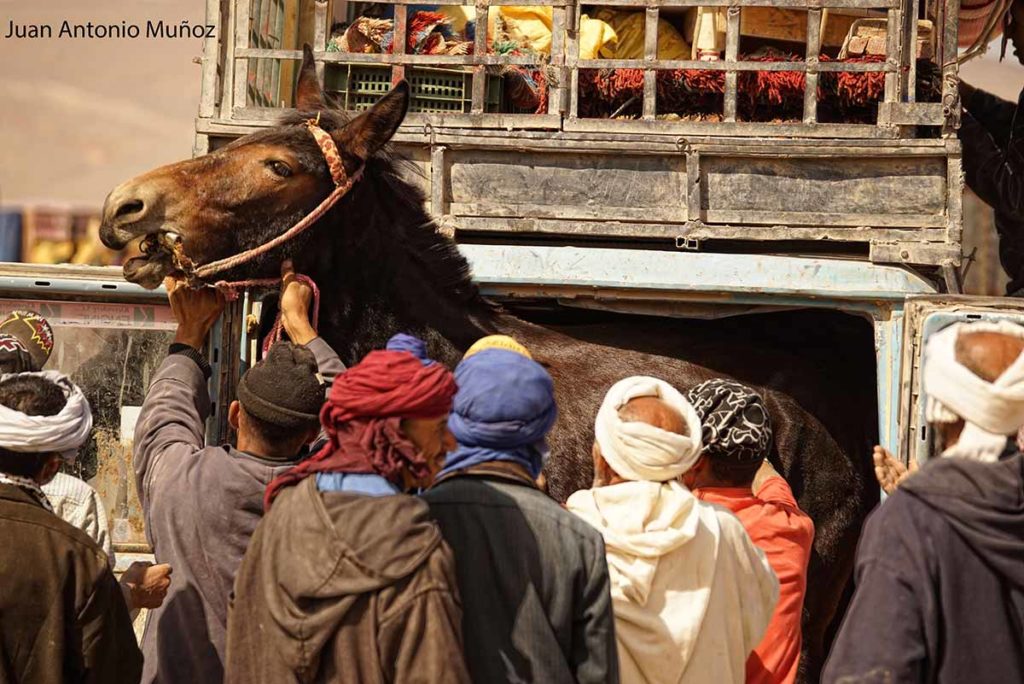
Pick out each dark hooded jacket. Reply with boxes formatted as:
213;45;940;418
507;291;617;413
824;450;1024;683
959;87;1024;295
225;476;470;684
0;484;142;684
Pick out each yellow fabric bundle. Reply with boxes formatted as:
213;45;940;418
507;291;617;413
435;6;616;59
594;9;691;60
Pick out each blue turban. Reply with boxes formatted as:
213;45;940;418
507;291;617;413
439;348;558;480
386;333;433;365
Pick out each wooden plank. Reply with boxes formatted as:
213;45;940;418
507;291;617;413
877;102;946;125
804;9;821;124
643;8;659;119
193;133;211;159
883;7;900;106
230;0;250;113
549;7;567;114
583;0;898;6
238;48;551;66
704;210;946;227
573;57;892;71
451;202;686;222
947;151;964;246
392;4;407;85
473;0;488;117
198;0;221;118
686;150;702;221
452;215;949;243
870;241;960;264
277;0;300;106
739;7;865;46
563;118;899;138
723;7;740;122
431;146;448;216
940;0;960;135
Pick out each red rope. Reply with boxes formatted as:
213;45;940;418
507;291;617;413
212;274;321;356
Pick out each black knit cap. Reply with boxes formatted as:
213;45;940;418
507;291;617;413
237;342;325;428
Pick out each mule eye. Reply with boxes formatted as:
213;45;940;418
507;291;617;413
267;160;292;178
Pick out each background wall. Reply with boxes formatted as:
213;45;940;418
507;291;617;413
0;0;204;206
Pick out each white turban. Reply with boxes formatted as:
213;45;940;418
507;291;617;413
595;376;703;481
923;320;1024;462
0;371;93;463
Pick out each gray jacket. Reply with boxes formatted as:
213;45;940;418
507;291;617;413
134;337;343;684
422;464;619;684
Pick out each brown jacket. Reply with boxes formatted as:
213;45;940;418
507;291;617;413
226;476;470;684
0;484;142;683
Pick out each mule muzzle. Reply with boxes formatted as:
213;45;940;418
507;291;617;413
99;180;164;249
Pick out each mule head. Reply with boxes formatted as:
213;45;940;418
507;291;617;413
99;45;410;288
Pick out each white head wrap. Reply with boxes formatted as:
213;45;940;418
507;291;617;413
595;376;703;481
0;371;92;463
923;320;1024;463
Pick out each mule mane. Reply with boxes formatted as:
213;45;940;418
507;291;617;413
250;108;496;357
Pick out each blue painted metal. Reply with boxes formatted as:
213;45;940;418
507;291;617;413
0;272;166;300
874;311;905;455
460;244;936;310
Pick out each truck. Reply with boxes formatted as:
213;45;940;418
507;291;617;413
3;0;1020;663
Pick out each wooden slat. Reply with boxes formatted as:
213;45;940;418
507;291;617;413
804;9;822;124
574;58;892;71
723;7;741;122
883;7;901;106
392;4;408;85
643;7;659;119
947;151;963;246
582;0;899;7
563;117;899;139
940;0;960;135
431;145;448;216
198;0;220;118
239;48;550;66
704;209;946;227
231;0;250;112
453;215;950;243
450;202;686;222
686;150;702;221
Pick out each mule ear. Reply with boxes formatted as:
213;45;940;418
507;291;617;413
333;81;410;161
295;44;324;110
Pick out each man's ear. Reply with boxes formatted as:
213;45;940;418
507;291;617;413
332;81;410;161
295;44;324;110
228;400;241;432
36;454;63;486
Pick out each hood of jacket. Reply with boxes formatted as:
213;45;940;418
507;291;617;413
253;477;443;671
567;480;717;605
902;450;1024;590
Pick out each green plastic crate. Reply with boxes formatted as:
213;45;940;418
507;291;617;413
324;63;502;113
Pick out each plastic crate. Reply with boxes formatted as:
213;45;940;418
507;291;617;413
324;63;503;113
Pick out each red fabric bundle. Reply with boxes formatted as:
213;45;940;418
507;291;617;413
263;348;457;509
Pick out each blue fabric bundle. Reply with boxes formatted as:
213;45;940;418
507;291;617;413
440;348;557;480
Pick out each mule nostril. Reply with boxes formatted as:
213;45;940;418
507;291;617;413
114;199;145;220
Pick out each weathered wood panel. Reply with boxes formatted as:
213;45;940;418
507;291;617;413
446;150;688;223
699;156;947;226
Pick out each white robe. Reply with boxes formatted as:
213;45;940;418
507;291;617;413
568;480;778;684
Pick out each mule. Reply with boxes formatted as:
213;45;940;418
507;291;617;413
99;48;876;679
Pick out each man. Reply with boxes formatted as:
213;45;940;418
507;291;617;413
0;311;172;613
423;335;619;683
0;371;142;682
825;320;1024;683
684;379;814;684
567;376;779;684
226;333;468;683
136;261;343;684
959;1;1024;293
0;309;54;374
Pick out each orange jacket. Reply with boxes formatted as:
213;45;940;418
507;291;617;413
696;477;814;684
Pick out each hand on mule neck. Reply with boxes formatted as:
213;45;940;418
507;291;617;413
165;276;225;350
279;260;317;346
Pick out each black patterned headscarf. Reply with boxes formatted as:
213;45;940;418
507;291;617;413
685;379;773;465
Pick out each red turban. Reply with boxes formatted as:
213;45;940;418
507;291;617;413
264;337;456;509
